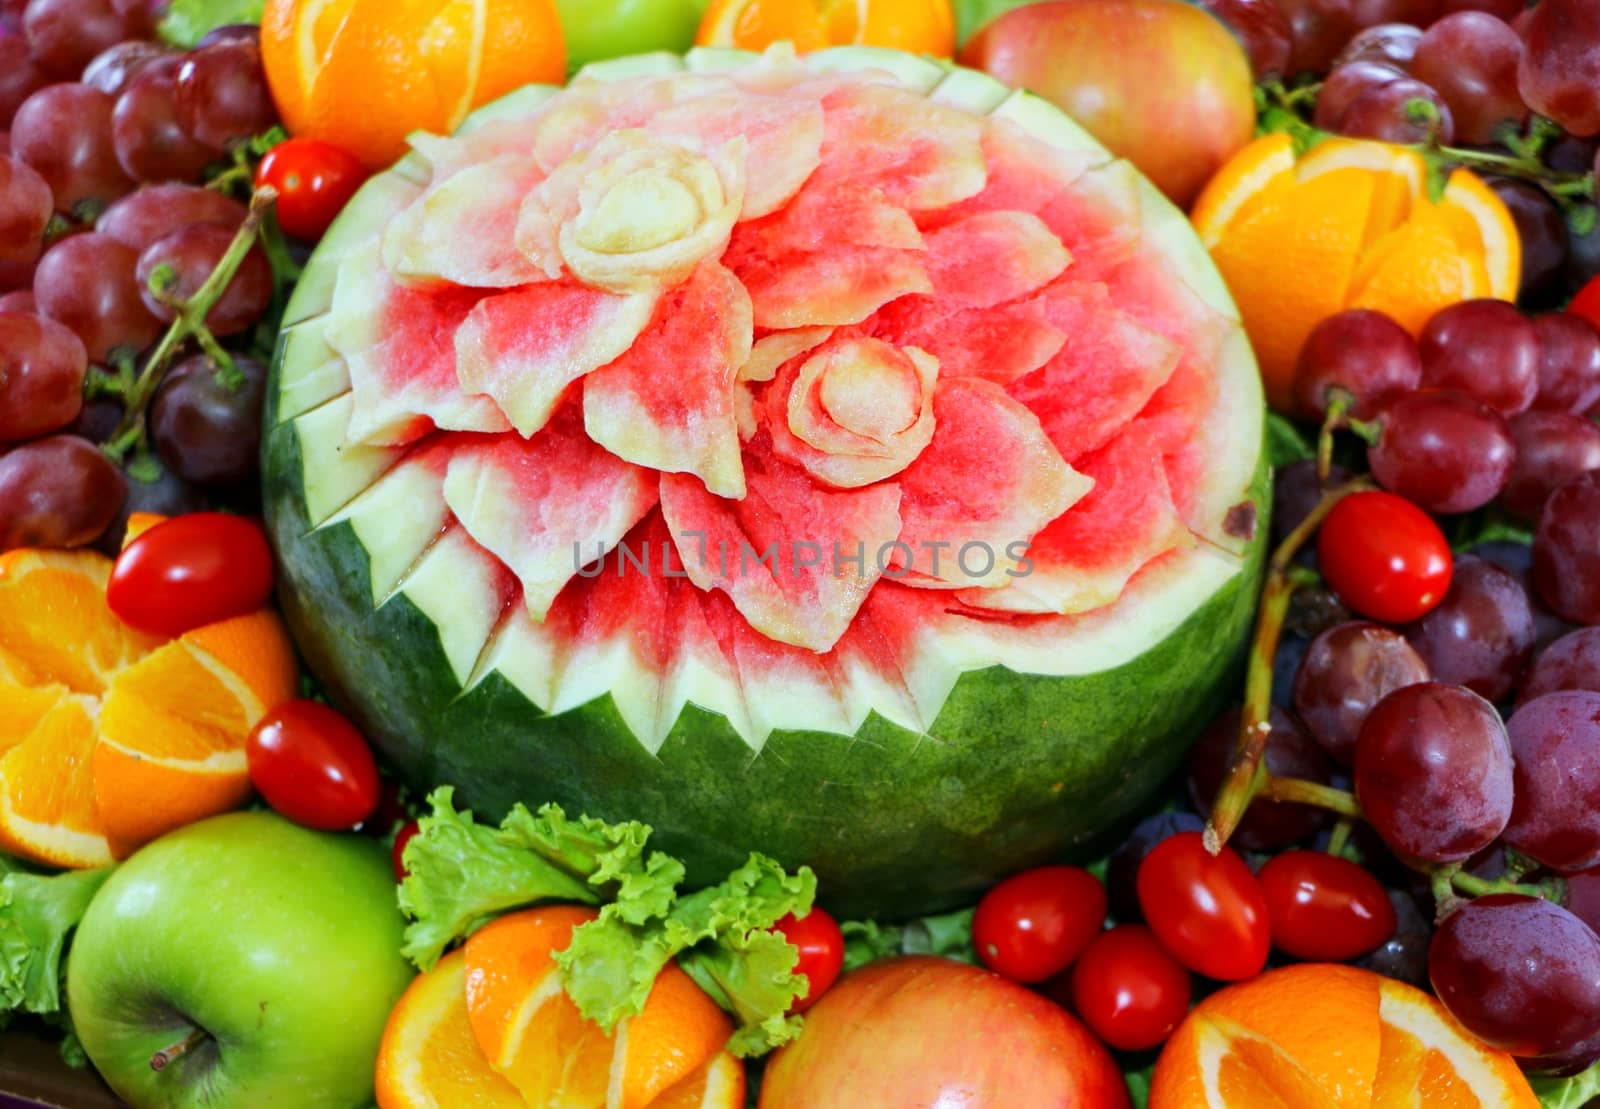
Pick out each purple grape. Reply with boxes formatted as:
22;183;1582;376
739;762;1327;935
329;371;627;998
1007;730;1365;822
1339;77;1456;144
10;83;132;214
1292;308;1421;421
1534;471;1600;625
1199;0;1294;77
1503;691;1600;872
1368;389;1515;514
1355;889;1432;986
96;183;247;252
1333;21;1423;68
1272;459;1354;547
32;231;160;363
21;0;149;80
0;153;52;264
1105;810;1205;924
1410;12;1528;145
111;56;215;184
0;433;126;550
1277;0;1359;76
135;222;271;337
1532;313;1600;414
1517;0;1600;138
1504;410;1600;520
81;39;168;97
1294;620;1431;765
1314;61;1406;131
0;311;86;442
149;353;265;486
1420;299;1540;416
1402;555;1534;701
1523;627;1600;703
1488;178;1567;305
173;41;276;151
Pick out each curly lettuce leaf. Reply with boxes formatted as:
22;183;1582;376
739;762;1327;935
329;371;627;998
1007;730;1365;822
157;0;263;48
0;857;111;1017
556;853;815;1056
1533;1060;1600;1109
840;907;975;972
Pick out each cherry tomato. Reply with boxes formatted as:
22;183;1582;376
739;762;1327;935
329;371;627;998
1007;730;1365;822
1065;924;1192;1052
107;512;274;637
973;865;1107;983
1317;490;1453;624
1571;275;1600;334
774;907;844;1014
247;699;381;831
1136;831;1269;981
1258;850;1397;961
255;138;367;242
392;820;420;882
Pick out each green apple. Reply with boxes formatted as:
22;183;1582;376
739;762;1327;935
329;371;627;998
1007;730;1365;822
556;0;711;71
66;812;415;1109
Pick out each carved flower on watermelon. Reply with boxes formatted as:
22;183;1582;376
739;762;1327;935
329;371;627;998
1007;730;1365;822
265;47;1266;914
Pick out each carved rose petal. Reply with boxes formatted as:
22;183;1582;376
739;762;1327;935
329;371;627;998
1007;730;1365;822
654;90;825;219
382;156;551;288
921;210;1071;310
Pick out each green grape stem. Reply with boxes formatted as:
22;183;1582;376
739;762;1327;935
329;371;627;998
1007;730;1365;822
102;186;277;465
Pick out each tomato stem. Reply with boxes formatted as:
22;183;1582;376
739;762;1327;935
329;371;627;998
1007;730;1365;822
102;186;277;465
1206;476;1375;854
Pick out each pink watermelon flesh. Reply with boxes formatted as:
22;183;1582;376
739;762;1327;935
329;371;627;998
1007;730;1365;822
529;74;737;173
920;210;1069;310
327;245;510;446
454;281;659;437
922;117;1101;228
724;232;932;328
383;156;550;288
1006;280;1182;462
961;422;1190;614
659;433;904;652
442;406;659;622
810;84;987;211
891;377;1092;589
866;297;1067;386
582;261;753;499
653;91;826;219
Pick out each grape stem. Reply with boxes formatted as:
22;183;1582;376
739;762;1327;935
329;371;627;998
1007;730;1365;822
1316;390;1353;485
1205;475;1376;854
102;186;278;465
1262;775;1364;817
1431;864;1568;920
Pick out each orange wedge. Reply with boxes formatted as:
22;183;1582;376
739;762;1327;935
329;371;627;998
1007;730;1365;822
695;0;955;57
1151;963;1539;1108
460;906;743;1109
1192;135;1520;412
375;949;525;1109
0;545;297;867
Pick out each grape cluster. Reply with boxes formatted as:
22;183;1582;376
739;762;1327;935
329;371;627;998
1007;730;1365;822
0;8;280;553
1196;0;1600;303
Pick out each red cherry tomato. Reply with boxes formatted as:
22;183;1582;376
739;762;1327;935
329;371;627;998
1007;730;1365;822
1066;924;1192;1052
107;513;274;637
392;819;420;882
973;865;1107;984
774;907;844;1014
1258;851;1397;961
1136;832;1269;981
255;138;368;242
1317;490;1453;624
247;699;381;831
1571;275;1600;334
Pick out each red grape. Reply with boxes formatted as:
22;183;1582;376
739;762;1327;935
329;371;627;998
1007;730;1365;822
81;38;167;97
0;255;36;293
1523;628;1600;703
1271;458;1354;547
1409;12;1527;145
112;56;215;184
1314;61;1406;131
1348;0;1435;27
1367;389;1514;514
1532;313;1600;414
1504;410;1600;520
1187;705;1334;849
1430;895;1600;1058
10;83;132;214
0;154;52;264
0;288;35;313
1419;299;1540;415
1517;0;1600;138
174;41;276;151
96;183;247;252
1318;490;1454;623
33;231;159;362
1276;0;1359;76
1294;621;1431;765
0;311;86;441
1292;308;1421;421
95;455;206;553
1339;77;1456;145
196;22;258;47
1503;691;1600;872
1488;179;1568;305
135;223;271;337
20;0;148;80
1402;554;1534;701
1354;682;1514;863
1534;472;1600;625
1333;21;1422;68
1355;889;1433;986
0;28;48;123
1198;0;1294;77
1258;851;1396;961
1436;0;1523;19
0;433;126;550
149;353;265;486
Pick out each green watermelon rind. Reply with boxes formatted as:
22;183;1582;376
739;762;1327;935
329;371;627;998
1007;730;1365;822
263;47;1269;917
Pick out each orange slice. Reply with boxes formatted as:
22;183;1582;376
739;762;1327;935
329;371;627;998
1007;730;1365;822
1151;963;1539;1109
695;0;956;56
375;949;526;1109
1191;133;1296;248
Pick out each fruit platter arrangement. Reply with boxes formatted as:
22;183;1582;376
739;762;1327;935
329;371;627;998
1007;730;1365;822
6;0;1600;1104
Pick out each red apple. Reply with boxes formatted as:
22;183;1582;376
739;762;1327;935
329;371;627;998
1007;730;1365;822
961;0;1255;208
759;957;1130;1108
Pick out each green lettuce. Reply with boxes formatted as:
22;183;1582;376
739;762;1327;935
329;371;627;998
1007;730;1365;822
397;789;814;1057
1533;1060;1600;1109
840;907;976;971
0;856;111;1018
157;0;264;48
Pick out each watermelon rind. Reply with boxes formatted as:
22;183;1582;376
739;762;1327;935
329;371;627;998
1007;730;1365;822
264;47;1268;916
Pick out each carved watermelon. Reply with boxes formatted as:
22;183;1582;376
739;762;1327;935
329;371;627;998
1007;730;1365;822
263;46;1267;916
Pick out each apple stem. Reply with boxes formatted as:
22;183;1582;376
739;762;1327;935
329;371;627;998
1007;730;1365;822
150;1027;209;1072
